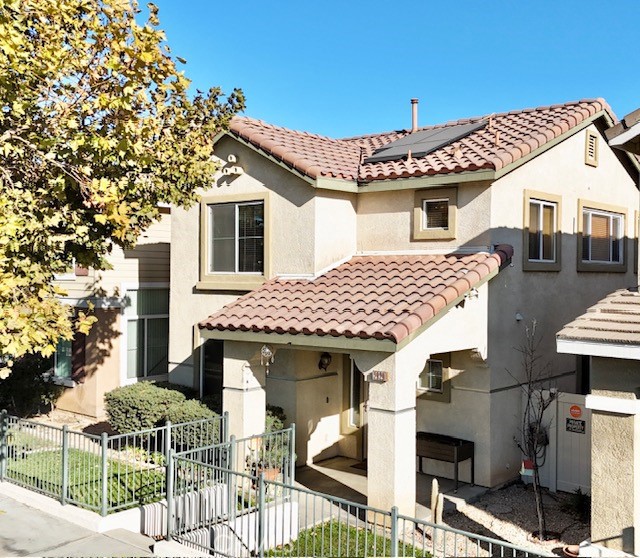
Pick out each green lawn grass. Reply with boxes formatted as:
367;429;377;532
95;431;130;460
7;448;165;512
269;520;431;557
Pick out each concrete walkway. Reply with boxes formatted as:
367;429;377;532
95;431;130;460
0;493;155;557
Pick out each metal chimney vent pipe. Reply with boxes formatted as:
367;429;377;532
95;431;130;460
411;98;419;132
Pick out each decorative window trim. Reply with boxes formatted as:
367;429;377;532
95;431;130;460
523;190;562;272
417;353;451;404
577;199;628;273
585;130;599;167
198;192;271;291
413;188;457;241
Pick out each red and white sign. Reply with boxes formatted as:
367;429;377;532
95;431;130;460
569;405;582;418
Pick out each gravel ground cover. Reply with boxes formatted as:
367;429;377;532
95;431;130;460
444;483;589;556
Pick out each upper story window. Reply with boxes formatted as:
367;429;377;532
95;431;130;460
523;190;561;272
199;193;270;291
209;201;264;274
413;187;457;241
578;200;627;273
528;199;557;263
582;208;623;264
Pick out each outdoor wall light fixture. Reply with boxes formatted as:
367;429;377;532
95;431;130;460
318;352;332;371
260;344;274;375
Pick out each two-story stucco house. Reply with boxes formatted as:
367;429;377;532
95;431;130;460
51;209;171;418
168;98;639;515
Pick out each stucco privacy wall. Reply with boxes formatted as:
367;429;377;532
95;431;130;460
356;182;492;253
588;356;640;554
483;125;638;486
56;309;121;418
169;137;358;387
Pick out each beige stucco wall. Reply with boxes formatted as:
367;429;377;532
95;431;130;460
56;308;121;418
169;137;357;388
483;125;638;486
356;181;492;253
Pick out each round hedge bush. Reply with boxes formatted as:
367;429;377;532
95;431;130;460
105;382;186;433
165;399;219;447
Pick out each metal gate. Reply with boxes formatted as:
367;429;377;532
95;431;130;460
525;392;591;494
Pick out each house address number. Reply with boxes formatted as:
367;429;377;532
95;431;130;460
368;370;389;383
566;418;585;434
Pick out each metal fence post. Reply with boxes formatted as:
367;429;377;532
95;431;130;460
257;472;266;558
227;438;236;522
390;506;399;558
61;425;69;505
100;432;108;517
0;410;7;481
166;449;174;542
164;420;172;466
289;423;296;485
222;411;229;443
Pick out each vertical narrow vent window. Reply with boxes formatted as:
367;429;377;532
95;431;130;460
528;199;557;262
585;130;599;167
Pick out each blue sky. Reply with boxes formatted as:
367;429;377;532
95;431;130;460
152;0;640;138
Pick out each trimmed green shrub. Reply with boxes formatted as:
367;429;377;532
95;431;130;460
165;399;218;448
153;381;198;400
105;382;185;433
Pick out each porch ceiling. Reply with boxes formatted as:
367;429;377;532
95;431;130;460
198;245;512;347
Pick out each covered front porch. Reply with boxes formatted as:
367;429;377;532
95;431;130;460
197;247;513;517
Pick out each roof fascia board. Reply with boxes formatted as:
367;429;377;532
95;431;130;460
586;394;640;415
199;328;397;352
395;264;500;351
315;177;359;193
216;132;317;187
494;110;640;179
608;121;640;151
556;338;640;360
358;170;496;193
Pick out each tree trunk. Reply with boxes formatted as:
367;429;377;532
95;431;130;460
532;465;547;540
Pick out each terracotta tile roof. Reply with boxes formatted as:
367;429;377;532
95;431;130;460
558;289;640;345
228;99;614;182
199;245;513;345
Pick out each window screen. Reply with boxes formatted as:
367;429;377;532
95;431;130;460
528;200;556;262
582;209;623;264
54;339;72;379
423;199;449;230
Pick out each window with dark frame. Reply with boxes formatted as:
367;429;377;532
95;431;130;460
582;208;623;264
528;199;557;262
419;359;444;393
422;199;449;230
209;201;264;273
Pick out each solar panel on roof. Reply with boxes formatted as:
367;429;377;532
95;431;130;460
364;120;487;164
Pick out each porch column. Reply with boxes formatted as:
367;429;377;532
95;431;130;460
222;341;266;440
355;352;416;517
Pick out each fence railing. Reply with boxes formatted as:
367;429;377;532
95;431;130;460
0;410;227;515
167;454;553;558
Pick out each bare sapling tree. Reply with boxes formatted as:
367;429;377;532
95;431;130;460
508;320;556;541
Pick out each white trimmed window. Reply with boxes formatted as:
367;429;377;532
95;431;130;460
582;209;624;264
418;359;444;393
209;201;264;273
422;199;449;230
528;199;557;263
124;288;169;379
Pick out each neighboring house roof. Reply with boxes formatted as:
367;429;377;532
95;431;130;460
227;99;614;183
557;289;640;345
606;107;640;155
199;245;513;345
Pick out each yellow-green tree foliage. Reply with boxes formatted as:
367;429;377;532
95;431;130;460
0;0;244;367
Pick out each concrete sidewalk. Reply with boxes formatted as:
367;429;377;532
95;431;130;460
0;493;155;557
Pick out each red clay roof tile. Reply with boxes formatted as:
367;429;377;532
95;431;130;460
199;245;513;344
227;100;613;183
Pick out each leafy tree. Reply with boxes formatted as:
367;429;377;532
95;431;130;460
0;0;244;370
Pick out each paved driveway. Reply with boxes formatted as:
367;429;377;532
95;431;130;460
0;493;155;557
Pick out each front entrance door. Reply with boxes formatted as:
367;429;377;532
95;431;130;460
349;359;368;461
201;339;223;413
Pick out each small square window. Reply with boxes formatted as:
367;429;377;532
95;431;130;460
413;188;457;241
418;359;444;393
